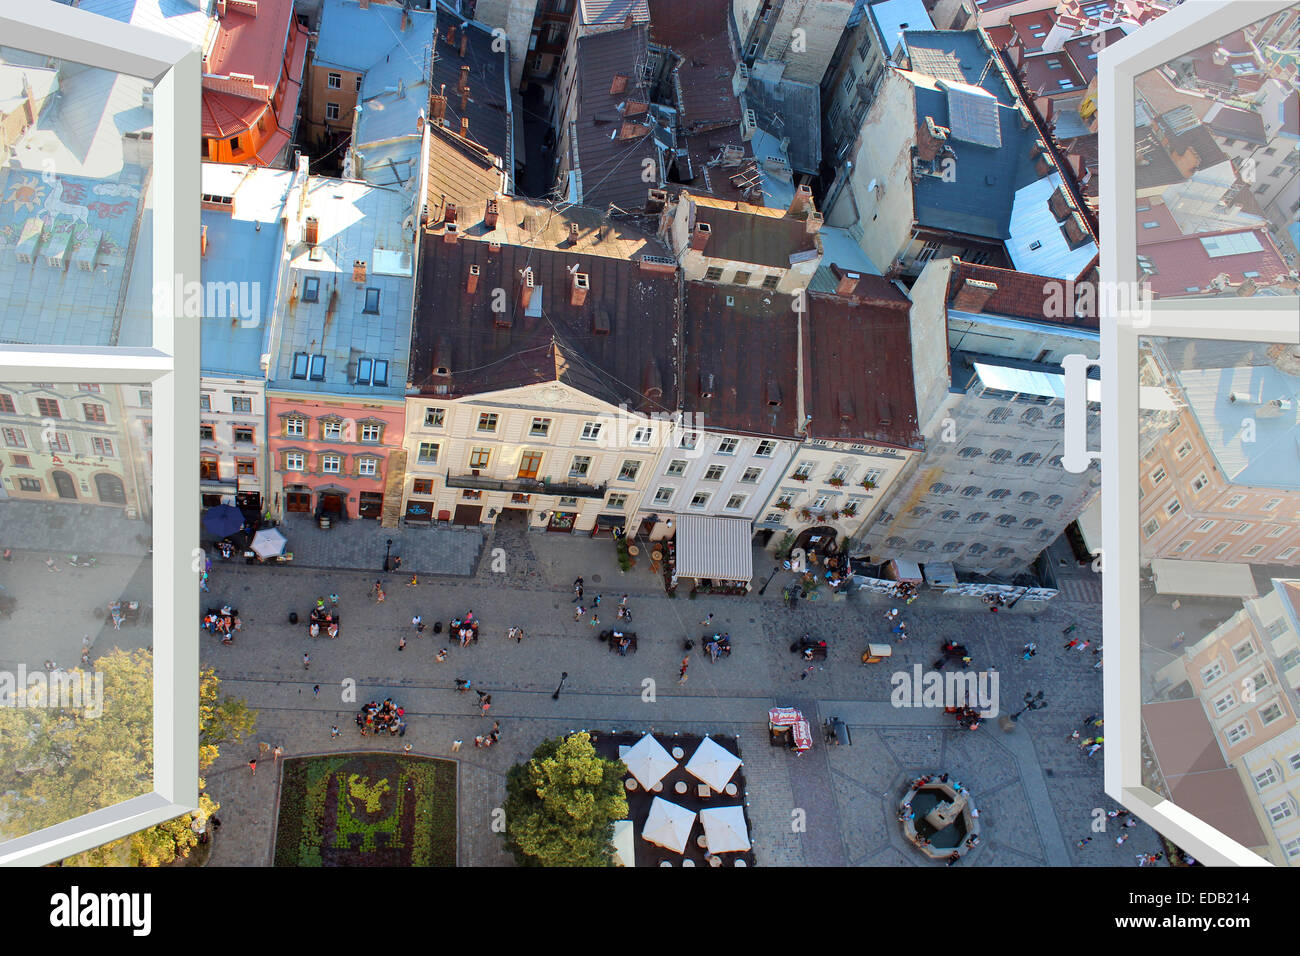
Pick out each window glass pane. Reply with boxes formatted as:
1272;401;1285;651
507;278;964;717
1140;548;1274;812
0;48;154;347
1138;335;1300;861
0;380;154;840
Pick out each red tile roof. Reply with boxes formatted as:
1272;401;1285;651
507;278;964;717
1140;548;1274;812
948;260;1100;328
1138;227;1293;297
206;0;297;88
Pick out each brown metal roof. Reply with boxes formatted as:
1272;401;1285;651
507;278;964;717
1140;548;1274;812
687;193;820;269
805;291;922;448
423;123;505;225
648;0;740;131
948;260;1100;328
571;27;663;212
677;127;760;204
412;231;679;410
680;282;802;438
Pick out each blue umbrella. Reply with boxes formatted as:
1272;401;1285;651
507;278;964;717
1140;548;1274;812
203;504;245;538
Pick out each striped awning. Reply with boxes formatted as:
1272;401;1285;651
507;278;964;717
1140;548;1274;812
674;515;753;582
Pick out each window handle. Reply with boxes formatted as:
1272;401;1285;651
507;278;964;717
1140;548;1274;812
1062;353;1100;474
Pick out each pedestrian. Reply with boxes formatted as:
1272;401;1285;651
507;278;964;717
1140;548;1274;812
398;635;407;651
701;613;714;627
1075;837;1091;848
593;595;601;608
273;745;283;762
455;678;471;692
331;726;340;739
1077;640;1091;652
436;648;448;662
591;614;600;627
490;721;500;742
312;684;319;697
1079;737;1095;749
1063;638;1079;650
886;608;899;622
248;758;257;776
1083;713;1100;726
451;739;462;752
1085;743;1102;757
619;594;628;608
403;743;412;754
329;592;339;608
1022;642;1037;660
480;695;492;716
678;656;690;684
1067;730;1080;742
200;570;209;591
413;614;424;634
376;583;385;603
574;606;585;622
316;597;325;611
302;652;310;670
798;664;816;680
1124;819;1138;828
1094;657;1103;669
573;578;584;602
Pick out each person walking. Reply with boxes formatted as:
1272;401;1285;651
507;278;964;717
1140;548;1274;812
329;592;339;609
375;582;386;603
316;597;326;611
678;656;690;684
436;648;448;662
1022;642;1037;660
574;605;586;622
701;613;714;627
1075;837;1091;849
1077;640;1091;652
313;685;319;697
302;652;311;671
413;614;424;634
590;613;600;627
478;693;492;716
573;578;584;602
398;635;407;651
248;758;257;776
331;726;341;739
1063;638;1079;650
273;745;283;763
1115;833;1130;845
592;595;601;609
454;678;471;692
886;608;899;622
1083;713;1101;727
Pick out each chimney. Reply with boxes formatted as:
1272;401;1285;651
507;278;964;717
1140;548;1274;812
624;9;635;28
461;117;470;138
217;0;227;15
690;221;711;252
432;86;447;120
805;208;824;235
568;222;580;245
1061;212;1090;250
444;221;458;243
466;264;480;294
645;188;667;214
1236;277;1258;297
571;272;590;306
353;259;367;284
401;8;410;31
1047;185;1072;222
447;24;456;46
359;0;369;8
445;203;458;225
610;73;629;95
459;65;470;93
592;309;611;335
519;268;535;310
201;224;208;256
833;265;861;297
787;183;813;218
484;198;499;228
459;33;468;58
1035;151;1056;177
952;277;998;313
460;87;470;111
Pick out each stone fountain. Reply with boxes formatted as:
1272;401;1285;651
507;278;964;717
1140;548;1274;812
898;774;981;861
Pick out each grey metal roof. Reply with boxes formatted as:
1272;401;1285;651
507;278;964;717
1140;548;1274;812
673;515;754;582
742;76;822;175
941;80;1002;149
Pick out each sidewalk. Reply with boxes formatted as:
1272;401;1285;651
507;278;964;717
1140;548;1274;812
202;515;486;577
0;499;149;557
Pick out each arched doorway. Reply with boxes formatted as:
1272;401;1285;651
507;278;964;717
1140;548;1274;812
94;473;126;504
52;470;77;500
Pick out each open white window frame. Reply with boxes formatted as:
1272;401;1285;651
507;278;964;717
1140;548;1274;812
0;3;200;866
1099;0;1300;868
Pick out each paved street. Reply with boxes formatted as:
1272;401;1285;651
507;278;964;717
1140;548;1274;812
180;534;1161;868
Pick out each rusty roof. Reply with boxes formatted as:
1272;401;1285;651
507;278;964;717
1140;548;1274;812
681;282;803;438
687;192;820;269
412;231;679;409
648;0;741;131
570;26;664;212
423;122;505;224
948;260;1100;328
430;13;511;162
805;292;922;448
675;128;760;204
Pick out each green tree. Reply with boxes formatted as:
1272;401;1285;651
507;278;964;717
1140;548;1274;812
502;732;628;867
0;649;256;865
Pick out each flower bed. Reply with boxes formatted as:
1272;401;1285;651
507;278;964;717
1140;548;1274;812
274;753;456;867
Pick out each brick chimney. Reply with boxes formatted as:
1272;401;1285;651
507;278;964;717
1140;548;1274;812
568;222;580;245
304;216;319;245
459;33;468;58
519;268;535;310
444;221;458;243
833;265;861;297
805;208;823;235
690;221;711;252
352;259;367;284
359;0;369;9
1061;212;1090;250
431;86;447;121
1235;277;1258;297
484;198;499;228
787;183;812;218
646;188;667;214
610;73;629;95
461;117;470;138
447;24;456;45
952;277;998;313
466;264;480;293
571;272;590;306
459;65;470;93
445;203;457;225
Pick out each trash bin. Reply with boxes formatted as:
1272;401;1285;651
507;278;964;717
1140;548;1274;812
288;611;299;625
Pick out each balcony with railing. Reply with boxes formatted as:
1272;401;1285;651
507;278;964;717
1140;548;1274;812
444;473;608;498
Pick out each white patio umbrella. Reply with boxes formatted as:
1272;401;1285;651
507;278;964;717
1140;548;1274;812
699;805;751;853
684;735;743;792
641;797;696;854
250;527;287;558
611;819;635;867
622;733;677;790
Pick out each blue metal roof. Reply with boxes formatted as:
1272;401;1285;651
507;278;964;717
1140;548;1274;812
316;0;415;72
200;211;282;378
869;0;934;61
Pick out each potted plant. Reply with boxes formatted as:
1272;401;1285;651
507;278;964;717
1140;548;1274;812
774;500;793;511
830;510;842;520
798;508;813;521
791;473;810;482
859;478;877;490
841;503;858;518
827;477;845;487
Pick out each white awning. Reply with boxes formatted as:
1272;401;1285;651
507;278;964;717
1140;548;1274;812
1076;496;1102;556
674;515;753;582
1151;559;1258;599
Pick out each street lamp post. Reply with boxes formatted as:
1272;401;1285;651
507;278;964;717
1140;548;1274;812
553;672;568;700
757;564;781;596
1010;691;1047;721
384;538;393;573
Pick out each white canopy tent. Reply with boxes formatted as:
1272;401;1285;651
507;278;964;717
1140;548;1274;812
699;805;751;853
611;819;635;867
641;797;696;854
1151;558;1258;599
622;733;677;790
684;736;743;793
250;527;287;558
673;515;754;584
